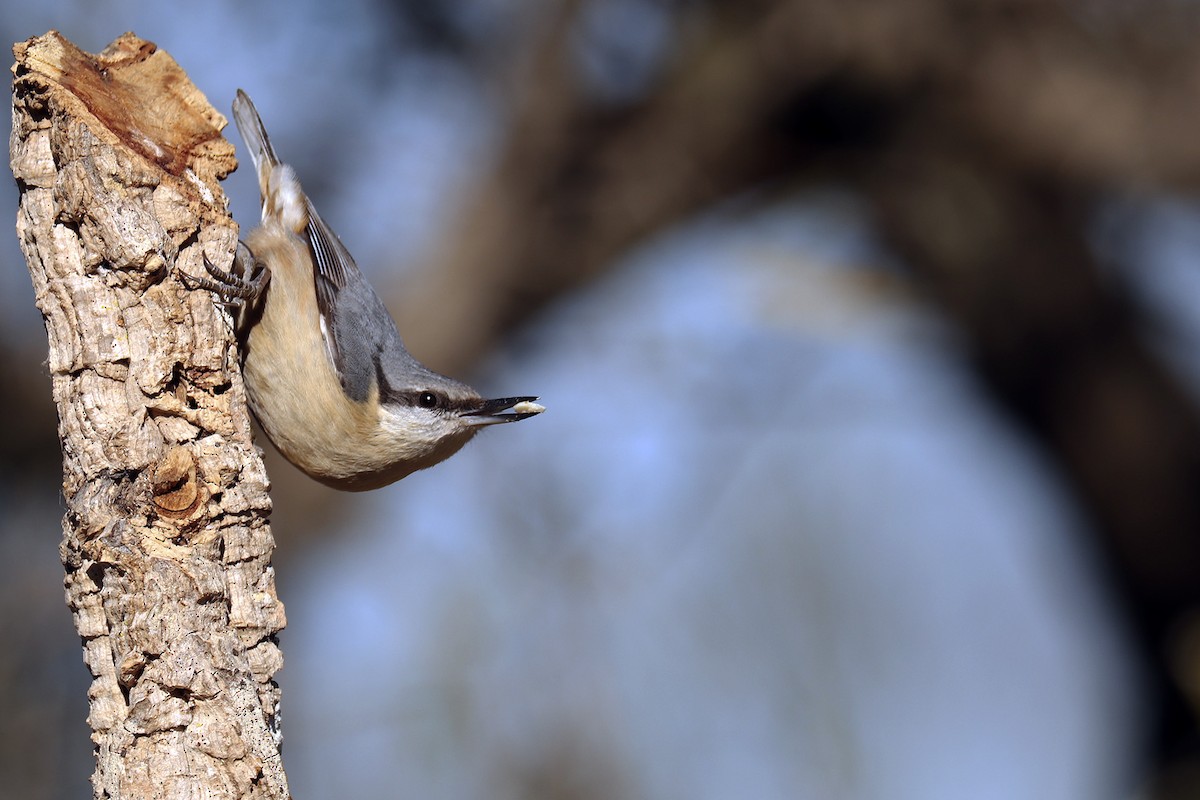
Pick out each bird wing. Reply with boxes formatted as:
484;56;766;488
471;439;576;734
303;198;356;333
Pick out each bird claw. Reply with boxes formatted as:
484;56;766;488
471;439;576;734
184;242;270;305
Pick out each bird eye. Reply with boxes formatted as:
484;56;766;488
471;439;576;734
418;391;439;409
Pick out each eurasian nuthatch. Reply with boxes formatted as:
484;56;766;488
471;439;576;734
199;90;543;490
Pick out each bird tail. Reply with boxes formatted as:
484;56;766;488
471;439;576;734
232;89;307;234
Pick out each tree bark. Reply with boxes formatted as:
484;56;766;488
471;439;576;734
10;31;289;800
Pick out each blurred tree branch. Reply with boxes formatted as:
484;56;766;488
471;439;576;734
405;0;1200;773
10;31;287;799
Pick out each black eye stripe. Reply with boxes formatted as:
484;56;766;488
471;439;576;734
374;371;482;414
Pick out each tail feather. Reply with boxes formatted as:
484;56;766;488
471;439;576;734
232;89;307;233
232;89;279;177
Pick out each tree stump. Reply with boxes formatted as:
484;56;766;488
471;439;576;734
10;30;289;800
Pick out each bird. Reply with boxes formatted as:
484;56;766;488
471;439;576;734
195;89;543;491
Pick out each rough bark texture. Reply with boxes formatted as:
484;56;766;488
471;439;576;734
10;31;289;800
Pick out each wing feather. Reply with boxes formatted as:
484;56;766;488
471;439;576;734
303;198;355;322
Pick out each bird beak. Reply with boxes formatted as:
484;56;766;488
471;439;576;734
464;396;545;426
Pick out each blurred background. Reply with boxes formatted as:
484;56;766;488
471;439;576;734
6;1;1200;798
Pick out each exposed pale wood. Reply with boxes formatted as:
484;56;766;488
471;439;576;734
11;30;289;800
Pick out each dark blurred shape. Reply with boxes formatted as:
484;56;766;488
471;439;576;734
771;70;909;151
386;0;1200;791
0;341;60;483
